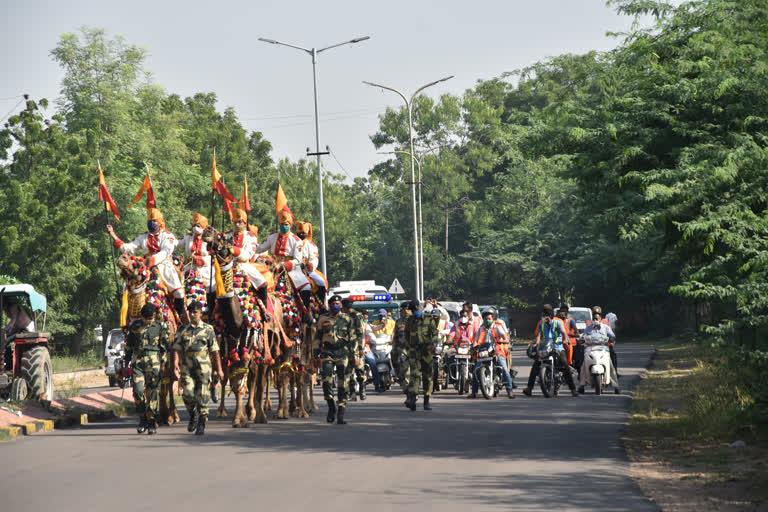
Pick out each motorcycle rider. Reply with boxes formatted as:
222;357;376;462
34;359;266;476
391;302;411;394
107;208;186;321
522;305;579;397
371;308;395;337
468;308;515;399
587;306;619;376
556;306;579;367
359;311;381;394
580;309;620;394
403;300;438;411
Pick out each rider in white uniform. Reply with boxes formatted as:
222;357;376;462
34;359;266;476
296;221;327;309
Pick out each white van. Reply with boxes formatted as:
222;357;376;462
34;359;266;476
329;281;392;302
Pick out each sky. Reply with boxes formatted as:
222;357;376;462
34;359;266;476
1;0;644;179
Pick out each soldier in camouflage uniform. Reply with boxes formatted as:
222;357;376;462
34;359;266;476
314;295;360;425
404;300;439;411
348;308;367;401
171;301;225;435
125;303;169;435
391;302;411;395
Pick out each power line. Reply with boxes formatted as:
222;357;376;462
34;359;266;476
0;95;24;101
329;148;355;182
241;105;385;121
0;98;25;124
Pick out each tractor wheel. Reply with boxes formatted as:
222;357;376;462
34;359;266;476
21;346;53;400
11;377;28;402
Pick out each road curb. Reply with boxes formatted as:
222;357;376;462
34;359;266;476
0;425;21;441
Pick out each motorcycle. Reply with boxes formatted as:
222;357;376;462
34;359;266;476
114;354;132;390
371;334;393;391
536;341;566;398
447;340;473;394
472;342;504;399
581;331;615;395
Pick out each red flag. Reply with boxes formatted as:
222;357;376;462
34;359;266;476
98;166;120;221
129;174;156;209
239;178;251;212
211;155;236;201
223;197;234;221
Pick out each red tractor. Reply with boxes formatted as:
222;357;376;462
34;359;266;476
0;285;53;401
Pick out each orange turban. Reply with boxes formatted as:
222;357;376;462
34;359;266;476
147;208;165;228
296;221;313;242
192;212;209;229
277;209;293;225
231;208;248;223
248;224;259;238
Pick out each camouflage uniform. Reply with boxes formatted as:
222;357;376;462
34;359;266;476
126;320;169;422
316;311;360;407
391;315;410;390
172;321;219;419
405;314;438;397
348;311;367;398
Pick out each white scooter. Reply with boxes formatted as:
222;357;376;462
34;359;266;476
371;333;393;391
581;331;617;395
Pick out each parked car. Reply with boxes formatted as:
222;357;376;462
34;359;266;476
104;328;125;387
566;307;592;335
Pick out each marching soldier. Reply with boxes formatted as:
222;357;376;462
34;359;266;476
348;305;367;401
171;301;224;436
391;301;411;395
107;208;186;321
314;295;361;425
124;303;169;435
404;300;438;411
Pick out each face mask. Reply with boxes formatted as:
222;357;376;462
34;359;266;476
460;318;468;325
147;220;159;232
413;310;423;319
484;319;493;328
192;225;204;235
329;303;342;314
297;233;307;240
279;224;290;234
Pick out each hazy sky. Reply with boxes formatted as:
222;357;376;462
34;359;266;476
2;0;642;178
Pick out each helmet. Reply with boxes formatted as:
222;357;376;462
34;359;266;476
526;343;537;359
483;307;497;319
377;309;387;317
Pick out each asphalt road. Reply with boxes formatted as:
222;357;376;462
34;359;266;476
2;344;657;512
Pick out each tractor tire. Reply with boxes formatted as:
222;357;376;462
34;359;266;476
11;377;28;402
21;346;53;400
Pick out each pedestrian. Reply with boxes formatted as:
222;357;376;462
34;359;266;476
125;303;169;435
315;295;359;424
404;300;438;411
171;300;225;435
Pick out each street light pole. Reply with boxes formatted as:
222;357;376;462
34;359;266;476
259;35;370;280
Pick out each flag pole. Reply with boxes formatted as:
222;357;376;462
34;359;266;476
99;160;122;304
209;149;216;308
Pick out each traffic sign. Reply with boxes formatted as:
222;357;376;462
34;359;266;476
388;278;405;295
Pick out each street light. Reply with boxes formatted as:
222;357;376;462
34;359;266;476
378;145;444;298
259;35;370;279
364;76;453;301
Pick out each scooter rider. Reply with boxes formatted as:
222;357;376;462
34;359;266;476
468;308;515;399
587;306;620;376
580;310;620;394
522;304;579;397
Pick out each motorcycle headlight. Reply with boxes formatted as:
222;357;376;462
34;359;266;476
458;347;469;355
479;350;489;358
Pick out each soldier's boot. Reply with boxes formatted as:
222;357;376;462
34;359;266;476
300;290;314;324
173;298;188;323
147;419;158;435
210;385;219;404
256;286;272;322
336;406;347;425
359;380;366;401
137;416;148;434
187;410;199;433
326;399;337;423
406;392;417;411
195;416;207;435
423;395;432;411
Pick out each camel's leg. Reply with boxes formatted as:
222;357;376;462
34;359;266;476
289;371;297;415
253;365;268;424
232;372;248;428
277;367;290;419
216;375;228;418
264;371;273;411
246;368;257;421
294;371;310;418
159;380;171;425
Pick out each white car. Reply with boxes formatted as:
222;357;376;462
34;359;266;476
104;328;126;387
566;307;592;335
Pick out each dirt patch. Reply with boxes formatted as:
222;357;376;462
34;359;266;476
624;340;768;511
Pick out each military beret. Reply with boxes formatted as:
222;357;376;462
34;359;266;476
140;303;157;317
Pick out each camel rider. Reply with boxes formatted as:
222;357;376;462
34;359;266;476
107;208;186;321
179;213;214;294
225;209;269;307
296;221;327;310
254;210;313;319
